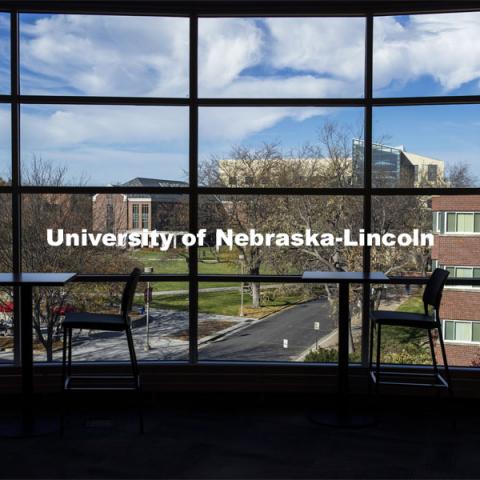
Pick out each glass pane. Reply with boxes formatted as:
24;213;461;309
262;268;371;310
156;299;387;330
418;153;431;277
22;194;189;274
457;213;474;233
475;213;480;232
199;17;365;98
447;213;456;232
21;105;189;186
20;14;189;97
455;321;471;342
199;195;363;275
432;212;437;233
0;103;10;184
199;107;364;188
472;322;480;342
198;282;357;363
456;268;473;278
0;195;13;364
439;212;445;234
373;105;480;188
0;193;11;272
473;268;480;278
445;321;454;341
0;12;9;94
33;281;189;362
374;13;480;97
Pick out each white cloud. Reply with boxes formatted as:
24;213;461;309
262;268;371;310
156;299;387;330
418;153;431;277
200;107;326;143
20;14;189;97
199;17;365;98
374;13;480;93
20;105;189;184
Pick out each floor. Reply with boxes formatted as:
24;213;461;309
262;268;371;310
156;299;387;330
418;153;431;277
0;392;477;479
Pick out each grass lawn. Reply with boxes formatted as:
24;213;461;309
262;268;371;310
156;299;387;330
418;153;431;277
131;249;242;291
150;289;308;319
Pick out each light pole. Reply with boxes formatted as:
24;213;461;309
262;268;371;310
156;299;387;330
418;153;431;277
144;266;153;351
239;254;245;317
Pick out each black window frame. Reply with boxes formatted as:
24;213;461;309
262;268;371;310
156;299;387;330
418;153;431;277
1;1;480;373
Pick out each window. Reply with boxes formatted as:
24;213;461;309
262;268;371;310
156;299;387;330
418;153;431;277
132;204;140;229
2;7;480;371
21;105;189;186
444;320;480;344
428;165;437;182
442;212;480;233
141;204;149;229
198;17;365;98
20;14;189;97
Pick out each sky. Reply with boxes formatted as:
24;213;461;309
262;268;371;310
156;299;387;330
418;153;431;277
0;12;479;184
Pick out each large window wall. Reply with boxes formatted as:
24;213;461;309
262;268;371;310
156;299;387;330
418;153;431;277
1;4;480;369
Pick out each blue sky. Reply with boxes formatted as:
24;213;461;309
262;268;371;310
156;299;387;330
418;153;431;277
0;13;480;184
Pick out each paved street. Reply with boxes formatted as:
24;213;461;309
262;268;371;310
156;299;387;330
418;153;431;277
0;298;334;363
199;298;333;361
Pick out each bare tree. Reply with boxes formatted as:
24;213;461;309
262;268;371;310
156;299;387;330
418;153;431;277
9;157;138;361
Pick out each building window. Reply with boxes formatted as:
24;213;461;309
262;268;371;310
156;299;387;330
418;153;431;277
413;165;419;182
427;164;437;181
441;212;480;233
444;320;480;343
132;204;139;229
141;204;149;229
106;204;114;232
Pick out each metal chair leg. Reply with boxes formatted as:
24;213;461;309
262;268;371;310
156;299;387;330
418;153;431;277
428;329;439;377
437;325;453;396
126;327;144;434
375;323;382;395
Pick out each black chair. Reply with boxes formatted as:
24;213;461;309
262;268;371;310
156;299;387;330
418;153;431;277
61;267;143;433
369;268;452;394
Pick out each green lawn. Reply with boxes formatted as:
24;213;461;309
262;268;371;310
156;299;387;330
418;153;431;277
150;289;307;318
131;249;242;291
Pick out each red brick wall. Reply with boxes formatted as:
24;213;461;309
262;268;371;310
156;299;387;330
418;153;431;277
432;195;480;211
435;343;480;367
441;290;480;320
432;235;480;265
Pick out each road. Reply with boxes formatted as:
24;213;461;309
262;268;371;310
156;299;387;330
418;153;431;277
199;298;333;361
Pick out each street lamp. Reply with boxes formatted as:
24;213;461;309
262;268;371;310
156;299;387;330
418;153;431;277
144;266;153;351
239;254;245;317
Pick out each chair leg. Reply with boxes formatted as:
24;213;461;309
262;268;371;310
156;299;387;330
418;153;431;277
428;329;439;377
375;323;382;395
437;326;453;396
126;326;144;434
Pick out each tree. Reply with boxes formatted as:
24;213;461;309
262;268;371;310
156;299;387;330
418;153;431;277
0;157;139;361
200;144;284;308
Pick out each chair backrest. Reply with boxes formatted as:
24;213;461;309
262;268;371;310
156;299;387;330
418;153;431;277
423;268;449;316
121;267;142;320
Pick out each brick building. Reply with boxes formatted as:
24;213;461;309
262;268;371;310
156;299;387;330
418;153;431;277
432;195;480;366
92;177;188;235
